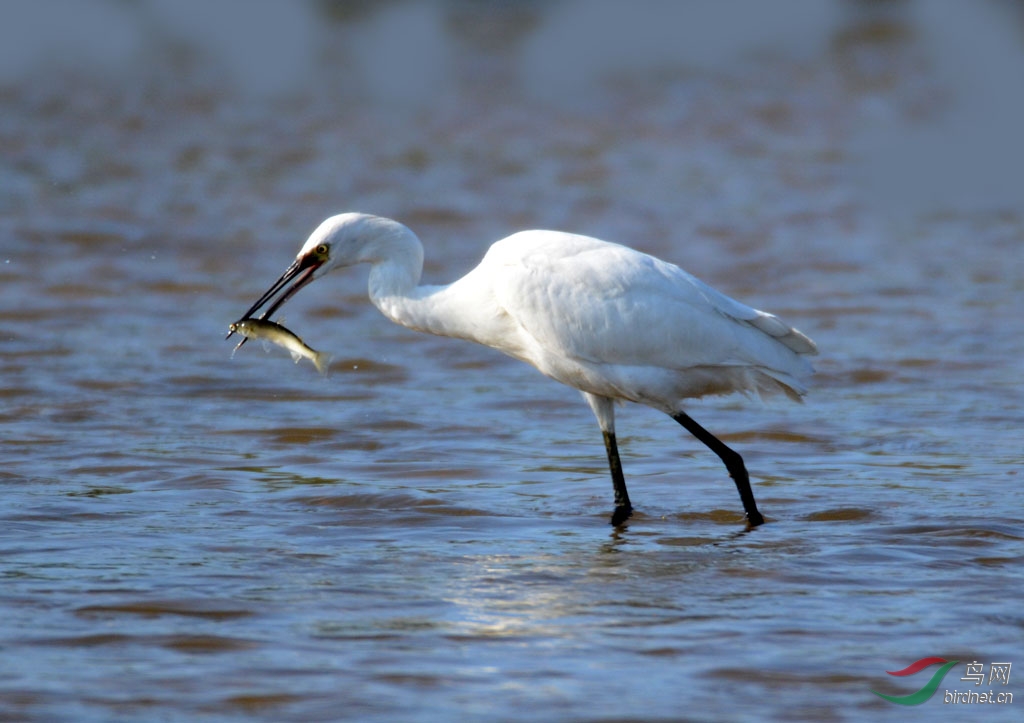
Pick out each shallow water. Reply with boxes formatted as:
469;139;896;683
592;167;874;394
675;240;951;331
2;2;1023;721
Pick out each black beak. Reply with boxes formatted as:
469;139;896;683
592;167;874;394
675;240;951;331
226;254;322;341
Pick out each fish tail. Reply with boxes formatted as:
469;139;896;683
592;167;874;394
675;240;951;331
312;352;332;376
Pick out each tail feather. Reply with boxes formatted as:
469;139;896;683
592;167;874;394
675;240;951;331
755;367;809;402
750;311;818;355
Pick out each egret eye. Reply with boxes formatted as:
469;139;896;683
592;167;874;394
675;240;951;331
315;244;329;256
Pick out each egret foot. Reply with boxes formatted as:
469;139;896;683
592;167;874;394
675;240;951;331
610;504;633;527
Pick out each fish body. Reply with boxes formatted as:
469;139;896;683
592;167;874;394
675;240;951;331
229;318;330;375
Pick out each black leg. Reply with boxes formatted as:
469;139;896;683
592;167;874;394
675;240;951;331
602;430;632;526
672;412;765;527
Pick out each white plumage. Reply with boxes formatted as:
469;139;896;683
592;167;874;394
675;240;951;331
235;213;817;527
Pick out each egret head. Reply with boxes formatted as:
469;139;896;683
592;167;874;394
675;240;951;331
231;213;414;328
296;213;414;271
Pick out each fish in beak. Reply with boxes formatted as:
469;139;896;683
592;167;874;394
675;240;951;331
226;252;323;344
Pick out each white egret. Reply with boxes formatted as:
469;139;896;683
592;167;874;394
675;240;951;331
232;213;817;527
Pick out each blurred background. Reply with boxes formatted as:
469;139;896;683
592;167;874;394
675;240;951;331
4;0;1023;240
2;2;1022;721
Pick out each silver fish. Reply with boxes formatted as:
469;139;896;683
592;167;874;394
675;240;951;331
229;318;330;375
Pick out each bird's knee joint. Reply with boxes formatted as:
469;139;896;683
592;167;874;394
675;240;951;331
721;447;746;474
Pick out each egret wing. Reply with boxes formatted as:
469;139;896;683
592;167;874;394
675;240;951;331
489;232;813;374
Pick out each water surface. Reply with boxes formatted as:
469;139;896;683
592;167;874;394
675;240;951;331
2;2;1022;721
